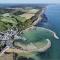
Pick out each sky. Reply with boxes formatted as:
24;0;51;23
0;0;60;4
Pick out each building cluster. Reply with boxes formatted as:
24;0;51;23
0;8;42;57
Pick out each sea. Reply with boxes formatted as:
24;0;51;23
0;4;60;60
37;4;60;60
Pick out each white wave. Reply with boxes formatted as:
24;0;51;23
23;26;59;40
36;26;59;39
53;33;59;39
38;39;51;52
22;37;27;41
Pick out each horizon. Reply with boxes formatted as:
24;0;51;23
0;0;60;4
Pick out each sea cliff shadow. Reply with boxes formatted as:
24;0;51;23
36;14;48;27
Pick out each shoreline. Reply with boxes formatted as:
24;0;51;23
37;27;59;39
4;39;51;53
37;39;51;52
23;26;59;40
32;8;46;25
22;26;59;52
0;26;59;56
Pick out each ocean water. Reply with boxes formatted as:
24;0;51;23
37;4;60;60
0;4;60;60
16;4;60;60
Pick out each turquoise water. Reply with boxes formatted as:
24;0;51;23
37;4;60;60
14;27;53;49
22;27;53;43
16;5;60;60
